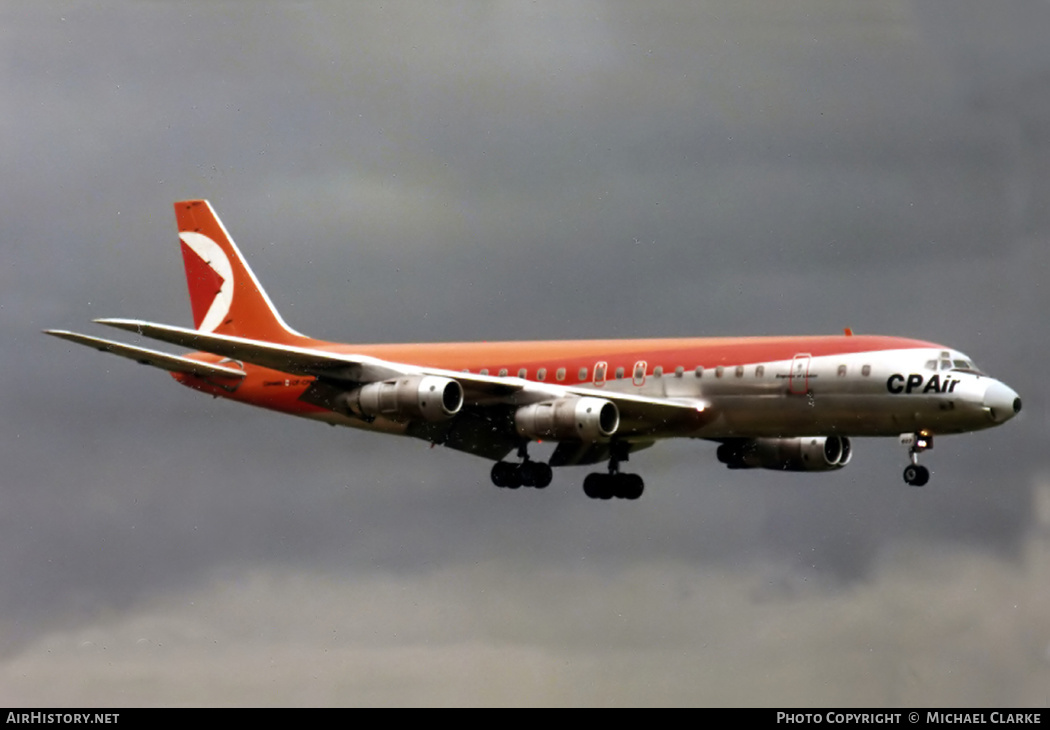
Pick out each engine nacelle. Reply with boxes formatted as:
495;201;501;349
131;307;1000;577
514;397;620;442
343;375;464;422
716;436;852;472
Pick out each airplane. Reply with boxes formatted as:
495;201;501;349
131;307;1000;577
46;200;1022;499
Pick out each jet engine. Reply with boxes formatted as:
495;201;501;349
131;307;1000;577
716;436;852;472
515;397;619;442
342;375;464;422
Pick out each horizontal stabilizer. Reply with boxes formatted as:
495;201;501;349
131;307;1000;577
44;330;246;379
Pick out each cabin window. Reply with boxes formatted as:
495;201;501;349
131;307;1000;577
498;368;508;377
734;365;744;378
556;367;566;382
653;366;663;377
696;366;705;378
615;367;625;380
594;362;607;385
755;365;765;378
861;364;871;377
578;366;588;381
715;366;724;378
837;364;847;377
461;369;470;373
674;366;684;378
518;368;527;379
633;361;647;386
537;368;547;381
480;368;489;376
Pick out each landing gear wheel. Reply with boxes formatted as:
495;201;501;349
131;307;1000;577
532;462;553;489
583;473;602;499
490;461;510;487
582;472;645;500
504;469;522;489
519;460;552;489
492;460;551;490
903;464;929;487
622;473;644;500
491;461;521;488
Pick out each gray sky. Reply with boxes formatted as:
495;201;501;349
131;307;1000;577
2;1;1048;706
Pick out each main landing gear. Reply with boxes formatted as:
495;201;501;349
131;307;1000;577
490;445;553;489
490;441;646;499
490;459;553;489
901;431;933;487
582;441;644;501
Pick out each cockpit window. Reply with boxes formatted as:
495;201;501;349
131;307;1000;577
930;356;984;375
950;358;985;375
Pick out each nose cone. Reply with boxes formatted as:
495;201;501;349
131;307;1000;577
984;381;1022;423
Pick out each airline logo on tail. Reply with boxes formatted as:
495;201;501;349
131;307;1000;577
174;200;307;344
179;231;233;333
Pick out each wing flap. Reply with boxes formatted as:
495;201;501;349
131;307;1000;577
44;330;246;379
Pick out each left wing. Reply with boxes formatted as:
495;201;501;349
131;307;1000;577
95;318;711;437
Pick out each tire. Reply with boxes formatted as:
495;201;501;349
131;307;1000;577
492;461;522;489
519;461;538;488
903;464;930;487
623;474;644;500
583;473;602;499
491;461;512;487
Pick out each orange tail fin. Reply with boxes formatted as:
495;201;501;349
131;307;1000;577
175;200;308;345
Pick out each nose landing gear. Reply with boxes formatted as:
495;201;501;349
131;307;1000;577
900;431;932;487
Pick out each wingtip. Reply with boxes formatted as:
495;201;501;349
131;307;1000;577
44;328;84;339
43;328;77;341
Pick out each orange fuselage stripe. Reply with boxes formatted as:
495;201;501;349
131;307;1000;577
175;333;941;415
